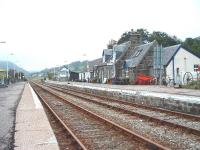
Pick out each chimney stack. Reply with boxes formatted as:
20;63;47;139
130;30;142;47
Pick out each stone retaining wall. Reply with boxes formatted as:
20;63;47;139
63;84;200;115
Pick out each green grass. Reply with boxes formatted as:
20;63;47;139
182;81;200;89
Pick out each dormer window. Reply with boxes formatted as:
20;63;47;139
133;49;143;57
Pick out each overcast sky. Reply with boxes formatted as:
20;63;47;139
0;0;200;71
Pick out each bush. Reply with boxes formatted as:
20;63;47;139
182;81;200;89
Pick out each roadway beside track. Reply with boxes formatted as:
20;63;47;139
0;82;25;150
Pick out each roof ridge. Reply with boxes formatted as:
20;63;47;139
163;44;181;49
134;40;155;48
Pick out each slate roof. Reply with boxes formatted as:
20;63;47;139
125;41;157;68
102;49;112;56
102;49;113;63
162;44;181;66
114;41;130;52
101;41;131;64
114;41;131;60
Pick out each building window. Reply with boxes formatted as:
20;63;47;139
194;64;199;72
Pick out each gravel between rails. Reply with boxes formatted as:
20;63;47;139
93;98;200;130
42;101;82;150
45;86;200;150
35;86;149;150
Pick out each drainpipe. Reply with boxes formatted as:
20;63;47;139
113;62;116;78
172;56;175;85
159;45;163;85
113;45;116;78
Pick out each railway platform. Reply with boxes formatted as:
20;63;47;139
66;81;200;97
14;83;59;150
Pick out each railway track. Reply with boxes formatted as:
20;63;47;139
32;85;87;150
38;82;200;149
44;82;200;133
41;99;84;150
31;82;168;150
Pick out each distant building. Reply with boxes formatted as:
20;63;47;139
94;31;200;85
123;40;159;83
59;67;79;81
95;30;161;84
79;58;102;82
76;32;200;85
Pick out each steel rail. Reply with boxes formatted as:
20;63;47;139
32;85;88;150
32;81;170;150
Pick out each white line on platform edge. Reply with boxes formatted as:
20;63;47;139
28;83;42;109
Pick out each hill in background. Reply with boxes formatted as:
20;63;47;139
38;60;88;76
0;61;29;76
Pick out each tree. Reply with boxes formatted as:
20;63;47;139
107;39;117;49
136;28;149;41
183;38;200;57
47;72;54;80
117;28;149;44
148;31;181;47
117;31;132;44
117;29;181;47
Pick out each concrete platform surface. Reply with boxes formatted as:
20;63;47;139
0;82;25;150
14;83;59;150
71;82;200;97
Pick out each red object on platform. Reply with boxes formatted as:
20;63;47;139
135;73;155;85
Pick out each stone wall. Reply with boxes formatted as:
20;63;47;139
63;84;200;115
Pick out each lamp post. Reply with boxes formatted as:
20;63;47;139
17;62;21;80
6;53;14;79
15;61;20;80
68;63;70;81
10;54;16;80
19;67;22;80
54;67;56;79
